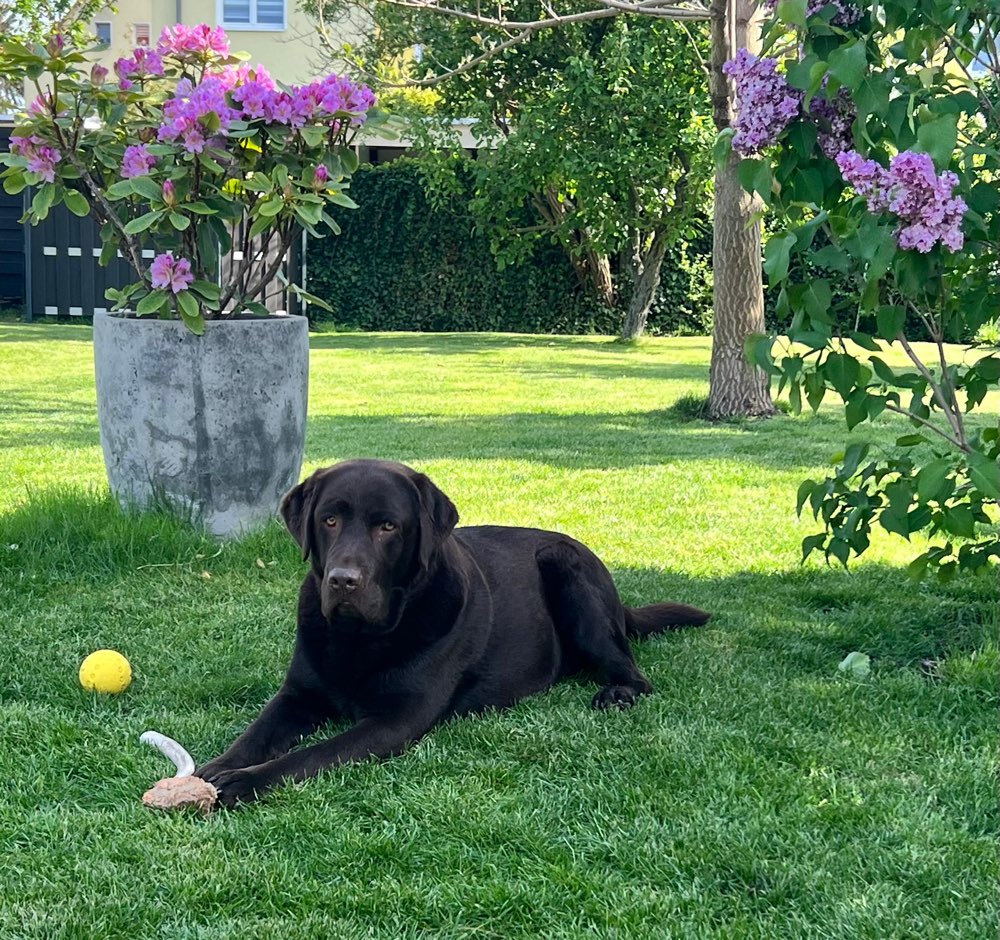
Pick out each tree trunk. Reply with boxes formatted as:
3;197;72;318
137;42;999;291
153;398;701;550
621;228;669;340
537;187;616;308
706;0;777;418
584;247;616;309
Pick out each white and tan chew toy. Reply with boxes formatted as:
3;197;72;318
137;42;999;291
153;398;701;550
140;731;218;813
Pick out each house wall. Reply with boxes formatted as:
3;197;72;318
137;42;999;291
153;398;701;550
88;0;368;85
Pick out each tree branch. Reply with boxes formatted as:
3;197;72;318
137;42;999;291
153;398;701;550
314;0;710;88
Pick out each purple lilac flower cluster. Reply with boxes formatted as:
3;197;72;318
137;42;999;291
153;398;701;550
9;134;61;182
836;150;967;252
150;252;194;293
809;83;855;158
121;143;157;178
722;49;803;156
762;0;862;27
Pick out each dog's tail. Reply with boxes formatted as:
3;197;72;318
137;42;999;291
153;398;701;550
624;602;710;638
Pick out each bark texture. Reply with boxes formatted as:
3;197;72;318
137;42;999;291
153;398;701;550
620;228;669;340
706;0;777;418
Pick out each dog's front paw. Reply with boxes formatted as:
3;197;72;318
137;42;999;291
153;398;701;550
591;684;644;710
201;766;271;807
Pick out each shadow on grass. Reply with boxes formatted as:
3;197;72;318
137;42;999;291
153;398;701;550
616;564;996;673
0;322;95;343
2;489;994;710
0;390;839;471
0;399;99;449
302;409;840;472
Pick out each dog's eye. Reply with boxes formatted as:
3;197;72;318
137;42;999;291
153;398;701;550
379;521;396;533
324;517;338;528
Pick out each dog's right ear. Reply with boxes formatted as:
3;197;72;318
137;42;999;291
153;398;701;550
279;473;319;562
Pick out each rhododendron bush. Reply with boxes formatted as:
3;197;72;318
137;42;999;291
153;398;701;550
0;25;382;333
719;0;998;579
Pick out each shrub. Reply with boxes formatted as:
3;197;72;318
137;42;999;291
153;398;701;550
306;160;713;335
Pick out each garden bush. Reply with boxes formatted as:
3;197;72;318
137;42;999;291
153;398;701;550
306;160;714;335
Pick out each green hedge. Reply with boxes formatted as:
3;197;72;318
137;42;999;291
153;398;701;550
306;160;714;335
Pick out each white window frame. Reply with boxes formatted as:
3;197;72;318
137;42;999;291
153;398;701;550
94;21;112;47
133;22;151;46
217;0;287;31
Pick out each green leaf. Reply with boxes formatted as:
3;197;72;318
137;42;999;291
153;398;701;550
968;451;1000;500
189;280;221;306
169;212;191;231
915;115;958;169
340;148;360;175
763;233;796;285
31;184;55;220
299;126;326;148
827;42;868;88
973;356;1000;383
136;290;168;316
916;458;952;503
776;0;808;25
824;352;861;398
248;212;272;240
257;198;285;218
326;192;360;210
844;390;870;430
123;210;163;235
288;283;333;312
105;179;136;200
941;505;975;539
242;301;271;317
2;171;28;196
875;305;906;341
63;189;90;217
713;129;734;170
175;290;205;335
131;176;163;202
848;332;881;352
811;245;849;273
738;159;772;203
796;479;815;515
804;371;826;412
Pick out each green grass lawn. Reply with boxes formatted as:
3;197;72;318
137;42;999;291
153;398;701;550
1;322;996;939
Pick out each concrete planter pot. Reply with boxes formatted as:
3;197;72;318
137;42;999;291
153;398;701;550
93;313;309;537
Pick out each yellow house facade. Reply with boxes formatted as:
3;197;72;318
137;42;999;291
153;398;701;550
85;1;482;154
88;0;364;86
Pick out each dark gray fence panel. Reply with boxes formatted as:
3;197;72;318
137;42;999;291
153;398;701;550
0;125;26;306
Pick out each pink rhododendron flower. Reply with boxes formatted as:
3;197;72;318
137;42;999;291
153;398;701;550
150;253;194;293
837;150;967;253
157;24;230;58
121;143;157;178
723;49;802;156
11;134;61;183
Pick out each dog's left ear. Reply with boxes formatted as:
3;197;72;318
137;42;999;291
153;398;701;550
410;470;459;570
280;471;320;562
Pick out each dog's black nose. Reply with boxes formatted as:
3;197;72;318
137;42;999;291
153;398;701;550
327;567;362;593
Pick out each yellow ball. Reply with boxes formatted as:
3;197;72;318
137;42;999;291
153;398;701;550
79;649;132;694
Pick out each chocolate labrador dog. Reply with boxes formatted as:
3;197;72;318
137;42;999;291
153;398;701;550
198;459;709;805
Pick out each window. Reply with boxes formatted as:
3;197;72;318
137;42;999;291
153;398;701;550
94;22;112;47
133;22;151;46
220;0;286;29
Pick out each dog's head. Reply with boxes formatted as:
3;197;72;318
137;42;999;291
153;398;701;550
280;459;458;632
